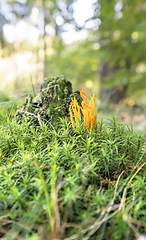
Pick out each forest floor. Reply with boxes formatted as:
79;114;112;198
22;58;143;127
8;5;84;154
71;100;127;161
98;103;146;132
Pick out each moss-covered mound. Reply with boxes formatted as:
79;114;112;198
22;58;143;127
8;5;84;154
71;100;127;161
1;76;146;239
16;75;82;126
0;117;146;240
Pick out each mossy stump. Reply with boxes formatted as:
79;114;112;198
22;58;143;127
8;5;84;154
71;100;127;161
16;76;82;126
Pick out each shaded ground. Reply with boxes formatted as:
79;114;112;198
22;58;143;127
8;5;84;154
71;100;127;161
98;103;146;132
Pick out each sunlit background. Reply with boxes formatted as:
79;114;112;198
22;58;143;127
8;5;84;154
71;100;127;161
0;0;146;111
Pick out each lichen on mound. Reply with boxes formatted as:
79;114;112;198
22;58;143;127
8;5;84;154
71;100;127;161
16;76;82;126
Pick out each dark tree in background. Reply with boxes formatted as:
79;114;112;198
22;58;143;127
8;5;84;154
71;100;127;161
98;0;146;103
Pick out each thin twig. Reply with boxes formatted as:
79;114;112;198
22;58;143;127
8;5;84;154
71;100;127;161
0;152;14;164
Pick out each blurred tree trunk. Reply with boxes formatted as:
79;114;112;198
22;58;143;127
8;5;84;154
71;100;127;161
36;8;44;85
98;0;129;103
36;6;47;85
99;61;128;103
43;2;48;79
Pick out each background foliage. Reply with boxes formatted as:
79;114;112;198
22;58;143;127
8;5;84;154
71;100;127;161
0;0;146;104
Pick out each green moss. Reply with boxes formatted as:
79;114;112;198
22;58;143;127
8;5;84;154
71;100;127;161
16;75;82;126
0;117;146;239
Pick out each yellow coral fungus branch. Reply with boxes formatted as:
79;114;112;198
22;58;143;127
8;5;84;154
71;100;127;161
80;88;98;130
69;97;81;129
69;88;98;132
80;87;88;104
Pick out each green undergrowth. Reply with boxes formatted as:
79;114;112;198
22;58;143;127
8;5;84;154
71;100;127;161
0;115;146;240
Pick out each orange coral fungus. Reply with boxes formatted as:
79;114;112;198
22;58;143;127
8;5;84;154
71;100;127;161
69;88;98;131
80;88;98;130
69;97;81;129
